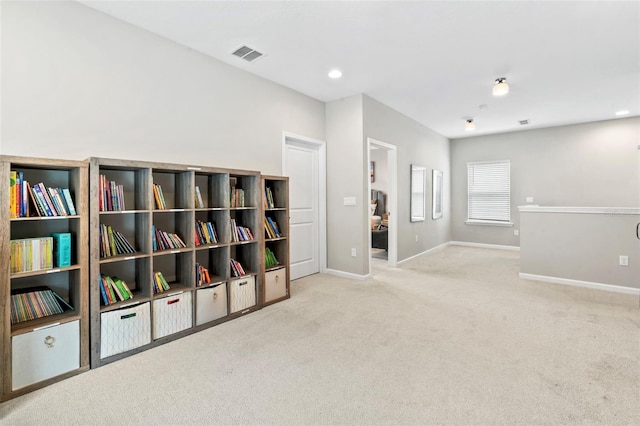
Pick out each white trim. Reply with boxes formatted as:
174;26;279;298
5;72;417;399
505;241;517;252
519;273;640;296
282;132;327;274
465;220;513;227
367;138;398;274
397;242;451;265
518;206;640;215
450;241;520;251
325;269;370;281
467;159;511;166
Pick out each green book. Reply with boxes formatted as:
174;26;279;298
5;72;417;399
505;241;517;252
51;232;71;268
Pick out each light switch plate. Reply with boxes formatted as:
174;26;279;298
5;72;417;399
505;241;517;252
343;197;356;206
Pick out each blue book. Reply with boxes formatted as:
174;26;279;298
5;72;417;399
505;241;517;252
61;188;77;215
33;185;54;216
51;232;72;267
99;278;109;306
152;225;157;251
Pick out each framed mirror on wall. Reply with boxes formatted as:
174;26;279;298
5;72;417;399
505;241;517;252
432;169;443;219
410;164;426;222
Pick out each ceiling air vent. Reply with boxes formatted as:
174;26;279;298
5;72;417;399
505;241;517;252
519;119;530;126
232;45;263;62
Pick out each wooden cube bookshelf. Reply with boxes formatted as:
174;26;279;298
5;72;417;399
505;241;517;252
0;156;89;401
89;158;264;368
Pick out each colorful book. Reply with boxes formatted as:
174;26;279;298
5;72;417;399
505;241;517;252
195;186;204;208
9;171;17;218
51;232;72;268
61;188;77;215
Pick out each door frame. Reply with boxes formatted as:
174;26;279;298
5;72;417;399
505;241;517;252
367;137;398;271
282;131;327;274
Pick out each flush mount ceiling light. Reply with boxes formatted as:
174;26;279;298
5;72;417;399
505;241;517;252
615;110;630;116
465;119;476;131
328;69;342;79
492;77;509;96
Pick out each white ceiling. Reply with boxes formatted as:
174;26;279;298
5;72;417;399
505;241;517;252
78;1;640;139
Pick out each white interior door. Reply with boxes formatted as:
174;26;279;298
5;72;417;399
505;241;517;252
285;140;320;279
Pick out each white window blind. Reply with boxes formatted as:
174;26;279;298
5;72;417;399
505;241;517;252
467;161;511;223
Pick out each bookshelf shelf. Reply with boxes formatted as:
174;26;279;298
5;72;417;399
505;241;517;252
1;155;89;402
10;264;82;279
99;296;151;314
11;312;82;336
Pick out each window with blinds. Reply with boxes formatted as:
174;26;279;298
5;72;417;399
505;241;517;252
467;161;511;223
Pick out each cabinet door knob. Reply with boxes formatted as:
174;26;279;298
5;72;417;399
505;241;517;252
275;275;279;282
213;292;218;300
44;336;56;348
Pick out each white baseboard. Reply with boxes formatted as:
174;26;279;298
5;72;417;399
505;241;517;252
519;273;640;296
325;269;370;281
397;242;451;265
450;241;520;251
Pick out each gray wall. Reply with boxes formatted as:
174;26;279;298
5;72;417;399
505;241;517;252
520;210;640;289
1;1;325;174
363;95;451;262
450;117;640;246
325;95;366;275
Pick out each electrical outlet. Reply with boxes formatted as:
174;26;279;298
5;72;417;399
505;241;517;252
526;197;534;203
619;255;629;266
415;234;418;242
351;248;357;257
514;229;519;236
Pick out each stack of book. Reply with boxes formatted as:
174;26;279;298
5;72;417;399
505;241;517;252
230;219;254;242
264;217;282;239
152;226;187;251
153;183;167;209
10;286;73;324
194;186;205;208
9;171;30;218
10;237;53;273
196;263;211;285
265;247;280;268
230;258;246;277
98;174;126;211
195;220;218;245
153;271;171;294
99;224;136;258
230;187;245;207
10;172;77;218
99;274;134;306
264;186;275;209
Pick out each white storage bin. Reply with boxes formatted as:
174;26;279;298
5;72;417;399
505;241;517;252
229;276;256;313
196;283;228;326
12;320;80;390
101;302;151;359
152;291;193;339
265;268;287;302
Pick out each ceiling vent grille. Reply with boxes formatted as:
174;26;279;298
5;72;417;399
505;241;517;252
519;119;530;126
232;45;263;62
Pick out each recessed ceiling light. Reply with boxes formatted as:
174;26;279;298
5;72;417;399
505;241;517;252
328;69;342;79
465;119;476;131
615;110;630;116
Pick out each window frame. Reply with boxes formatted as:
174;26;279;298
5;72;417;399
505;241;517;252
466;160;512;226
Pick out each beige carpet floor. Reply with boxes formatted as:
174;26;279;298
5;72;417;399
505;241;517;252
1;246;639;425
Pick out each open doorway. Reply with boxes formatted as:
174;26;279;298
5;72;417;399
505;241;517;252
367;138;397;273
